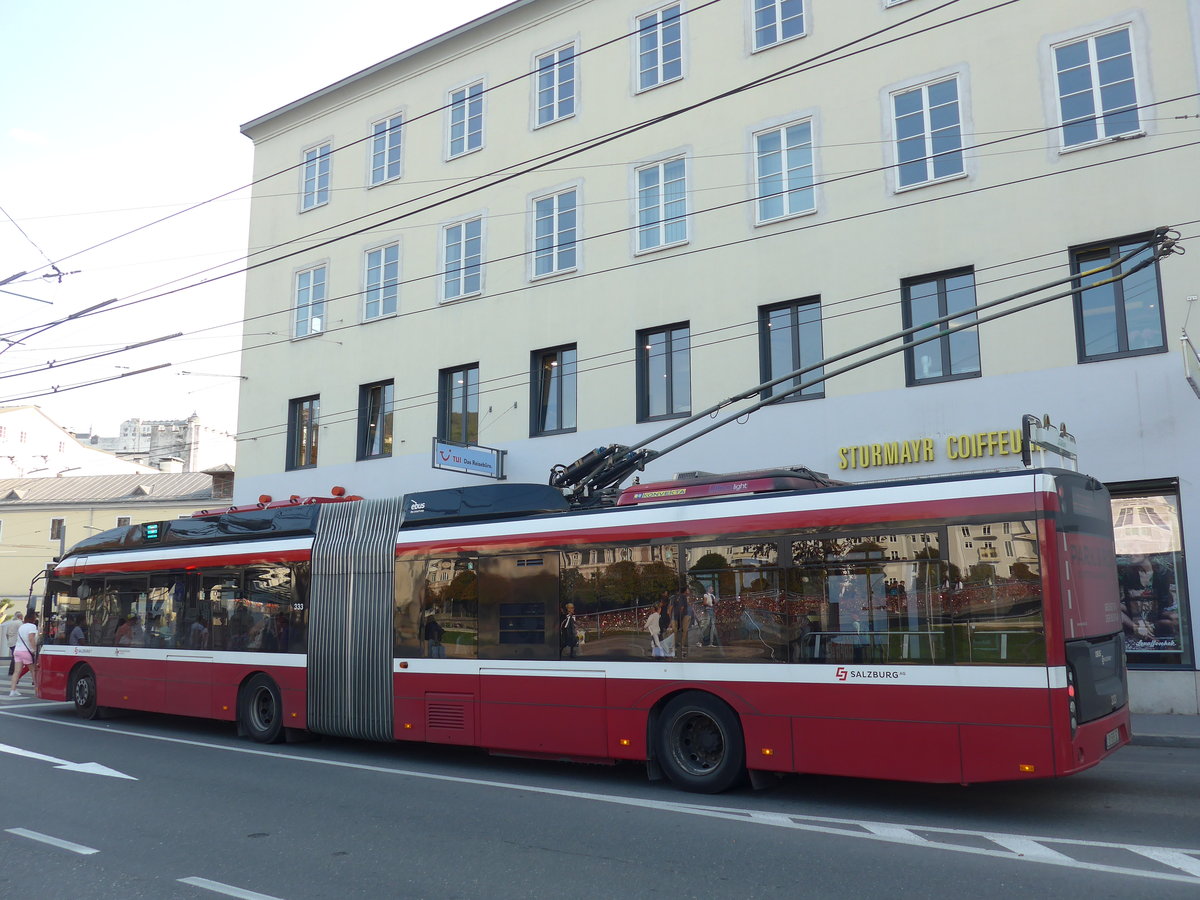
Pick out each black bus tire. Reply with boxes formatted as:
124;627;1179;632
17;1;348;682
71;665;101;720
655;692;746;793
239;674;284;744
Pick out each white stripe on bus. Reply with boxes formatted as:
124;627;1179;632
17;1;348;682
56;536;314;572
40;646;1061;690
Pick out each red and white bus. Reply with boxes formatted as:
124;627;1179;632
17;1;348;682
37;466;1129;792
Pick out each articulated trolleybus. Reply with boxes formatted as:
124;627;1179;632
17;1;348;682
39;466;1129;792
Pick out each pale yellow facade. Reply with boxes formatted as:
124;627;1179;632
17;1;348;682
236;0;1200;710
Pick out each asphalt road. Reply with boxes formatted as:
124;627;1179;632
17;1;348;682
1;696;1197;899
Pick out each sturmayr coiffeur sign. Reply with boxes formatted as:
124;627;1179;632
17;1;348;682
837;428;1024;471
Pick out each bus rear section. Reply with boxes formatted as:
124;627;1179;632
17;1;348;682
1047;472;1131;774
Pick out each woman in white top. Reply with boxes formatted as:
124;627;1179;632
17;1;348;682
9;610;38;697
646;601;673;657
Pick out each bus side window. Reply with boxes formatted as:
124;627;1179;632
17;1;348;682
393;558;425;657
947;520;1044;664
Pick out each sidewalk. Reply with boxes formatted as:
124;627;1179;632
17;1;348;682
1131;713;1200;749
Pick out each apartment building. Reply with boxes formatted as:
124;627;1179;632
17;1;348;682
236;1;1200;711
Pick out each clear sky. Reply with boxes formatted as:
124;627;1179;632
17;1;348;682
0;0;508;437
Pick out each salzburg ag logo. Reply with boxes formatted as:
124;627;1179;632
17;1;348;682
834;667;903;682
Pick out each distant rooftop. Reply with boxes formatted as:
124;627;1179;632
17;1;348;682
0;472;214;505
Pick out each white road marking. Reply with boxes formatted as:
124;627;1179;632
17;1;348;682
0;741;136;779
8;708;1200;886
865;823;930;843
983;834;1075;863
178;877;285;900
6;827;98;855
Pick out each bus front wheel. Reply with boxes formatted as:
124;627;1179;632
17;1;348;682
239;675;284;744
71;666;101;720
655;692;746;793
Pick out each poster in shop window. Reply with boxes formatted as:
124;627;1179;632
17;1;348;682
1112;494;1184;655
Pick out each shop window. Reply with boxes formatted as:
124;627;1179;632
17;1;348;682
1110;481;1192;668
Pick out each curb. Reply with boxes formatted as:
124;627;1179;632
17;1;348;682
1130;734;1200;749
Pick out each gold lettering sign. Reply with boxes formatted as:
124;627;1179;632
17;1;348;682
837;430;1024;471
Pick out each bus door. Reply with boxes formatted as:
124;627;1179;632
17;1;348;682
165;572;214;718
811;565;889;664
477;552;607;757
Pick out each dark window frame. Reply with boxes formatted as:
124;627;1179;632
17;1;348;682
286;395;320;471
758;297;824;402
636;322;691;423
357;380;394;461
530;344;578;437
901;267;981;387
1071;234;1167;364
438;364;480;444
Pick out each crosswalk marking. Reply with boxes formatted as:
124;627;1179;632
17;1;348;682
1132;848;1200;878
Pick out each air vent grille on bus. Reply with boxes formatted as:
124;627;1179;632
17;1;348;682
427;703;467;731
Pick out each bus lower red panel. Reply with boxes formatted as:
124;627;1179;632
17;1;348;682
479;672;608;758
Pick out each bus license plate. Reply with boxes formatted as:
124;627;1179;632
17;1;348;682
1105;728;1120;750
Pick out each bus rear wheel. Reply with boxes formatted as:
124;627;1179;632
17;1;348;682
239;675;284;744
655;692;745;793
71;665;101;720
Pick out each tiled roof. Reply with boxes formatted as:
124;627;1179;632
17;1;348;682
0;472;214;505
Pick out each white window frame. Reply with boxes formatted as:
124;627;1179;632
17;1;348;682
882;66;972;194
751;115;817;224
447;79;485;159
633;154;689;254
533;43;577;128
441;216;484;302
1050;24;1142;151
363;240;401;321
293;262;328;338
634;3;684;93
751;0;806;52
300;141;331;211
369;112;404;186
530;185;581;280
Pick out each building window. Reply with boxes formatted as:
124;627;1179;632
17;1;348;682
637;324;690;421
532;189;578;277
116;516;131;527
439;365;479;445
50;518;65;541
1054;27;1139;148
1110;480;1192;669
286;396;319;470
636;157;687;252
300;143;331;211
442;218;483;301
754;120;815;222
357;381;394;460
448;81;484;158
892;77;963;189
370;114;404;185
531;345;577;436
364;243;400;320
753;0;805;51
1072;237;1164;362
535;46;575;126
294;265;327;338
901;269;980;385
759;298;824;401
636;4;683;92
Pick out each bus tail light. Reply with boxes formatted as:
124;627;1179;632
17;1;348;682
1066;665;1079;737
